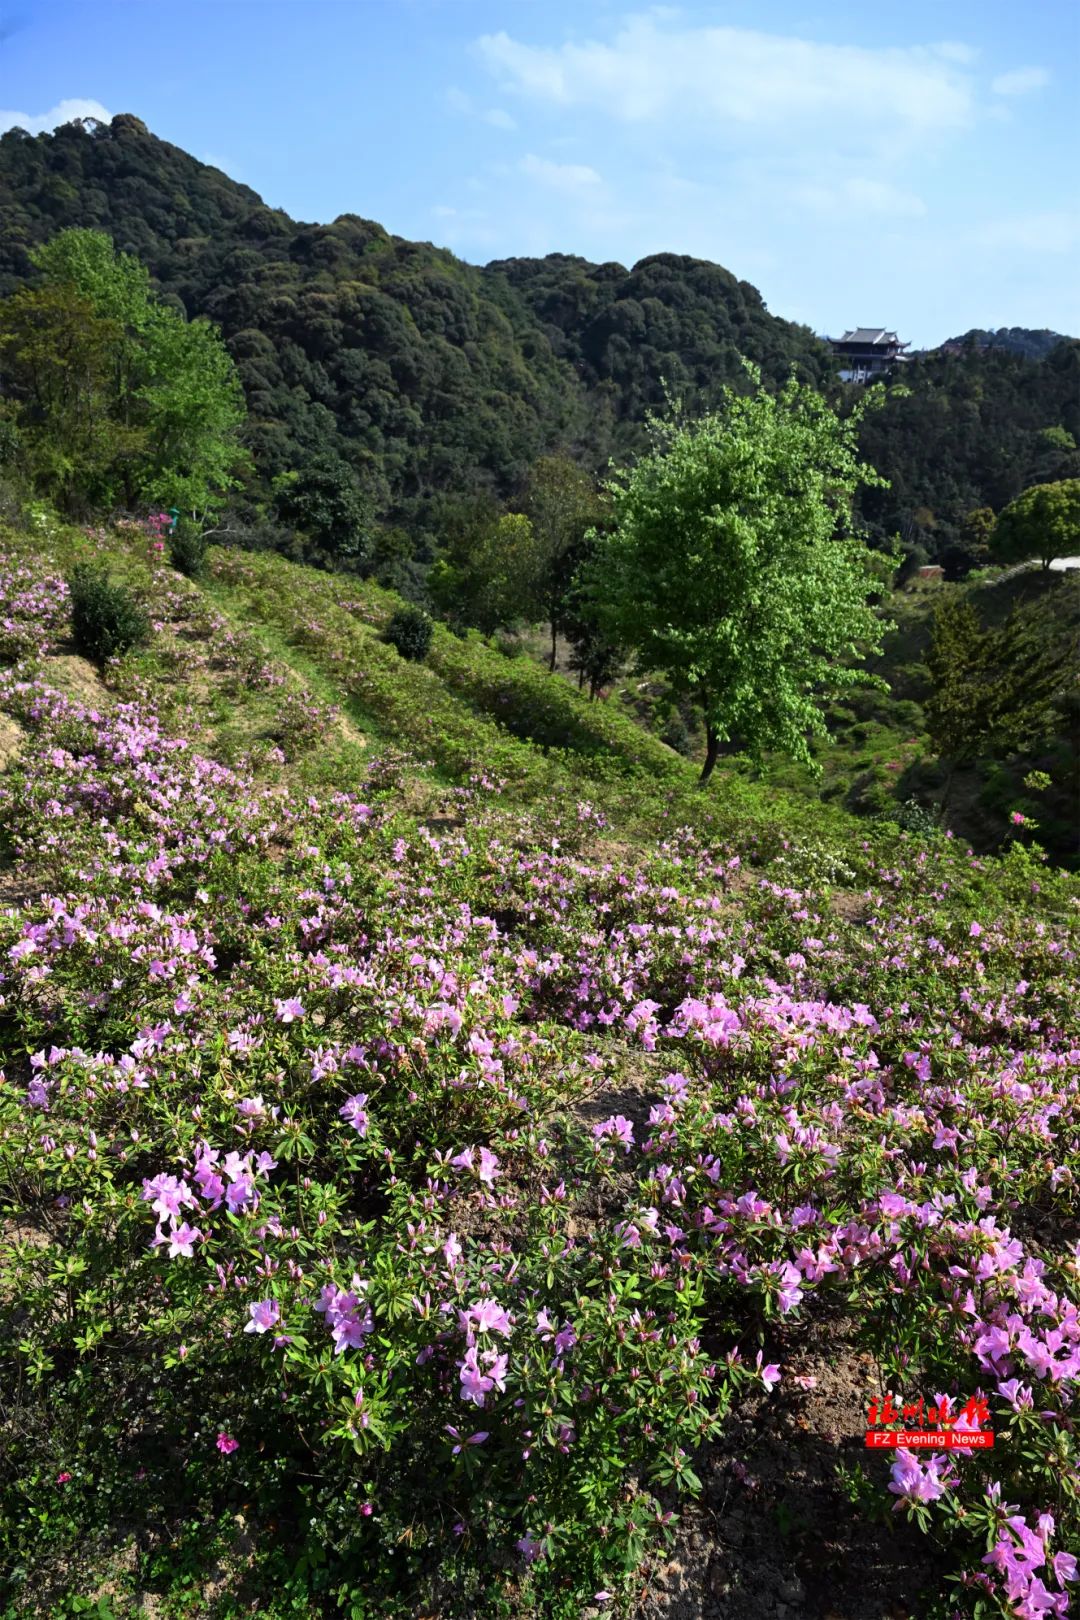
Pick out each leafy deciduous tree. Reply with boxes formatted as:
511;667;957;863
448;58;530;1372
0;227;245;514
521;454;601;670
591;374;891;783
430;511;544;636
991;479;1080;571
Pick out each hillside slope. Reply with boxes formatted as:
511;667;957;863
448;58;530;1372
1;518;1078;1620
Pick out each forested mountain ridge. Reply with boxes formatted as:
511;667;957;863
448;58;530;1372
856;342;1080;565
0;114;826;545
937;326;1071;360
1;113;1077;575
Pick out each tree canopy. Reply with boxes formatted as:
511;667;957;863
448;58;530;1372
520;454;603;670
590;376;891;782
991;479;1080;570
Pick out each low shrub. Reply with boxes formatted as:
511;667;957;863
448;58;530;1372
168;520;209;578
893;796;940;837
67;563;150;664
384;605;433;662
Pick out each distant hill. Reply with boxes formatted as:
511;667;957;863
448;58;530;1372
937;327;1072;360
0;115;828;544
1;114;1077;577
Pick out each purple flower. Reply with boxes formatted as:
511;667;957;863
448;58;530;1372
463;1298;514;1338
888;1449;954;1507
553;1323;577;1358
459;1346;494;1406
142;1173;194;1224
458;1345;508;1407
339;1093;369;1136
755;1352;781;1391
274;997;305;1023
592;1114;635;1151
216;1432;239;1455
244;1298;281;1335
164;1220;202;1258
314;1280;374;1355
446;1425;489;1455
477;1147;500;1185
225;1175;256;1214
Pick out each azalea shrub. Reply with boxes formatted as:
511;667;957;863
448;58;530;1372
0;531;1079;1620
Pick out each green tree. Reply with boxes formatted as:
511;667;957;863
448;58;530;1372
431;511;544;636
136;300;248;512
591;374;890;783
521;454;601;670
925;598;994;773
273;454;373;566
0;228;245;514
926;594;1067;805
1028;425;1080;487
0;281;140;508
991;479;1080;570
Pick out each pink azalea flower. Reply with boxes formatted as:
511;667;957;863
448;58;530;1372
339;1093;370;1135
477;1146;501;1185
164;1220;202;1258
755;1351;781;1391
244;1298;281;1335
216;1432;239;1455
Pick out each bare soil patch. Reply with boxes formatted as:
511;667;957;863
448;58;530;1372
636;1311;949;1620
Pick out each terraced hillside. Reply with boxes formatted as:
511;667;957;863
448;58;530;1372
0;519;1078;1620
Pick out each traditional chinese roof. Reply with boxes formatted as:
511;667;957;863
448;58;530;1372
834;328;905;346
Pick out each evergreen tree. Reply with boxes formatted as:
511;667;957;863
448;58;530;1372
926;594;1068;807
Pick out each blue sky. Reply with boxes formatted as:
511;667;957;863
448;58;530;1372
3;0;1078;343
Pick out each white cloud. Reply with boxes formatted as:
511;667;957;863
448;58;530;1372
797;176;927;219
476;18;974;140
991;67;1050;96
0;97;111;136
935;42;979;65
484;107;517;130
519;153;602;191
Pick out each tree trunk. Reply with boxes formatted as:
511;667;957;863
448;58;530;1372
699;725;721;786
940;760;956;814
549;620;558;672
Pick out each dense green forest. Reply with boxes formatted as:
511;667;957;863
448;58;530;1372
939;325;1070;359
2;113;1076;578
0;114;824;558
